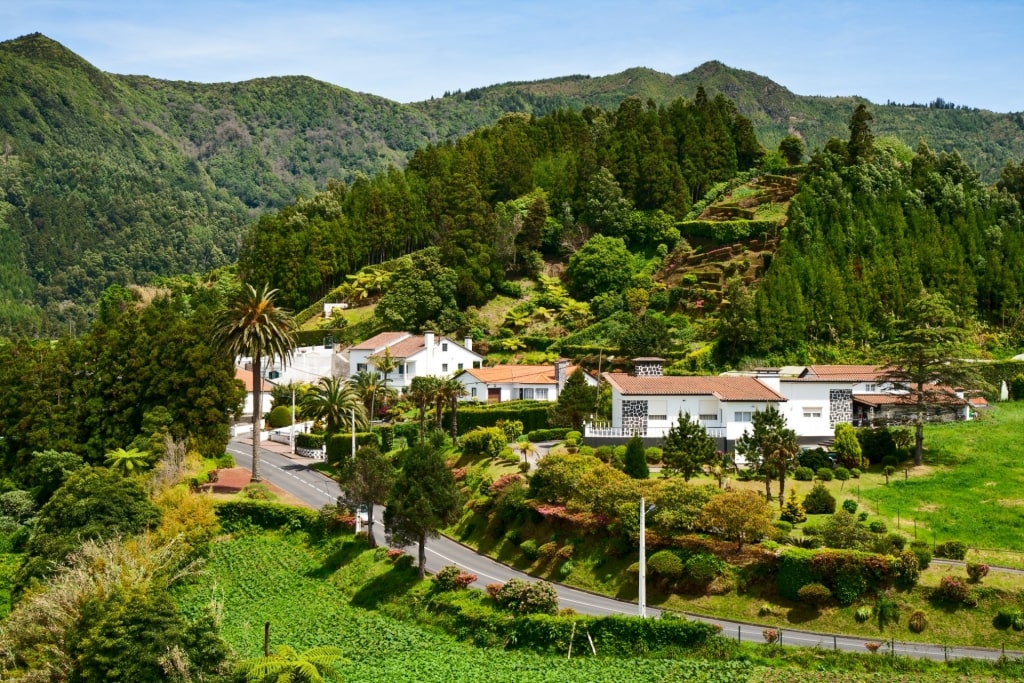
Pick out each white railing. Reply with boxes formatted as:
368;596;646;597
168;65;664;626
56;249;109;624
585;423;726;440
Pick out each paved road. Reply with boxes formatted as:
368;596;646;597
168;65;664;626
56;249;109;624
227;438;1024;662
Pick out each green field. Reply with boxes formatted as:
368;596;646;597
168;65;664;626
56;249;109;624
176;532;753;683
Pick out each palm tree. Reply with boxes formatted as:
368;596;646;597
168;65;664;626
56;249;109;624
437;377;467;444
302;376;367;434
214;283;297;483
238;643;345;683
407;375;442;442
104;447;151;475
352;370;391;423
370;347;398;398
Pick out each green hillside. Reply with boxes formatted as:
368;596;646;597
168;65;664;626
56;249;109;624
1;32;1023;337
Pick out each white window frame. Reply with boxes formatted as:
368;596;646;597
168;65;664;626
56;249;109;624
803;407;823;419
734;411;753;422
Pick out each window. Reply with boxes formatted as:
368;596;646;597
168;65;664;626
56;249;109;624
535;388;548;400
442;363;448;373
864;383;877;392
442;342;448;352
699;414;718;422
648;400;667;421
519;388;535;400
398;364;405;375
473;361;481;369
803;407;822;419
471;387;477;398
457;363;463;371
734;411;753;422
356;363;367;373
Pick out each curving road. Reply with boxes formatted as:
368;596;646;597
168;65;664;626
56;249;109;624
227;438;1024;662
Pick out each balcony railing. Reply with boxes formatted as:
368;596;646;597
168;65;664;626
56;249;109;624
585;422;726;440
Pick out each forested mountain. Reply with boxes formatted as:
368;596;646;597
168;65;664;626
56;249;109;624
1;32;1023;337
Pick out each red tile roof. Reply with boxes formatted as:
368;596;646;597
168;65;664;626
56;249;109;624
235;367;271;393
464;364;583;385
853;389;965;407
603;373;786;402
349;332;410;351
802;365;886;382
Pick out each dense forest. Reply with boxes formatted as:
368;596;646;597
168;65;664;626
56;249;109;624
2;32;1023;336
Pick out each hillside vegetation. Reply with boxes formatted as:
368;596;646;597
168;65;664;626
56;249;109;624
2;32;1024;336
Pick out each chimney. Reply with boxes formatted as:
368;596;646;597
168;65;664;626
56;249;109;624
632;357;664;377
464;336;473;352
555;359;569;393
423;331;434;368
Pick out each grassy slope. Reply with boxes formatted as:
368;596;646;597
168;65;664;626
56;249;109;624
450;403;1024;649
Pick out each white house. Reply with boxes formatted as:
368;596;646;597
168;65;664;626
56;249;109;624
593;358;787;449
341;331;484;391
234;366;273;418
456;359;597;403
591;360;975;450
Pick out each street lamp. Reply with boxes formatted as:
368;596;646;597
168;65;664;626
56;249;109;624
639;497;657;618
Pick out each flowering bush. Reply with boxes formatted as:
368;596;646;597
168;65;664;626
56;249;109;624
934;575;970;603
492;578;559;615
864;642;882;654
966;563;990;583
489;473;523;494
762;629;779;644
386;548;405;562
432;564;476;592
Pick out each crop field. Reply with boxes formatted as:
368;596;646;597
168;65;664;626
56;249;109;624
176;532;753;683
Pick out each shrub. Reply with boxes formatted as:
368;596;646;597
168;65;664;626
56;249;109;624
849;468;861;479
995;607;1023;629
910;543;932;571
967;563;990;583
797;582;832;607
433;565;476;592
934;541;968;560
214;500;318;532
934;575;970;604
645;447;663;464
215;453;236;469
527;428;571;442
538;541;559;559
759;604;775;616
762;628;779;645
857;512;869;522
492;578;559;615
793;467;814;481
802;522;822;537
295;432;325;450
864;642;882;654
876;591;900;626
855;606;873;623
594;446;614;463
267;405;293;428
647;550;685;580
556;544;574;560
797;449;831;472
816;468;834;482
519;539;539;559
868;520;887;534
842;499;858;514
240;483;274;500
833;467;850;481
461;427;508;459
495;419;524;442
559;560;574;578
802;482;836;514
685;554;724;585
881;455;899;468
774;520;793;534
908;610;928;633
780;490;806;524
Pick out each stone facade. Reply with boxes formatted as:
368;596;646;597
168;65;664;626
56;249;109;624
829;389;853;428
633;360;664;377
622;399;649;436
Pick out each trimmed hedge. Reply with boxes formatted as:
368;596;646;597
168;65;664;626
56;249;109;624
776;547;920;605
527;427;571;442
214;500;318;532
445;609;720;656
677;220;778;244
295;432;325;450
326;432;380;465
445;401;550;434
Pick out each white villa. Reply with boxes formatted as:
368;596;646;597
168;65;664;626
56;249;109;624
456;359;597;403
589;359;975;450
341;331;484;390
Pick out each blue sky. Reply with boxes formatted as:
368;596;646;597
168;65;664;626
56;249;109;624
3;0;1023;112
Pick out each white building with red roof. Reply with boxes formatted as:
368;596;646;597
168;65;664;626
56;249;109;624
342;331;484;390
456;359;597;402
